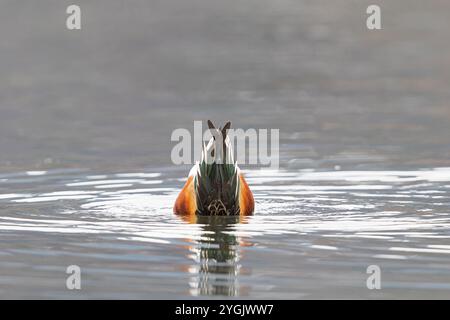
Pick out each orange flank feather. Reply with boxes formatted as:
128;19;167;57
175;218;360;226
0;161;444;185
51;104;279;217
238;173;254;216
174;173;254;217
173;176;197;217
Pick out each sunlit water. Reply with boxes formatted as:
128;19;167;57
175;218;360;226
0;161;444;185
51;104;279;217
1;167;450;299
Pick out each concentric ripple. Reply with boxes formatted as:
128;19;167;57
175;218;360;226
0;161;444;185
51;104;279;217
1;167;450;298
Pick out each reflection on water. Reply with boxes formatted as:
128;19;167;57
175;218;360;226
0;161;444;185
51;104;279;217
1;167;450;298
187;216;245;297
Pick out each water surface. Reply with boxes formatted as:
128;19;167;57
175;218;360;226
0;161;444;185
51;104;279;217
1;167;450;299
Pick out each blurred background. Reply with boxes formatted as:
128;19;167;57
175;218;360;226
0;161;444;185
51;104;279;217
1;0;450;172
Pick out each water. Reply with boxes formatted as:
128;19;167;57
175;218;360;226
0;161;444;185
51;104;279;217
1;167;450;299
1;0;450;299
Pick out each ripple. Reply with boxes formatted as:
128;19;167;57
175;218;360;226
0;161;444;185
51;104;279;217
1;167;450;298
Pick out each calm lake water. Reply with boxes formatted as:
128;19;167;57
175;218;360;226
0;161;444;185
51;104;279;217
1;1;450;299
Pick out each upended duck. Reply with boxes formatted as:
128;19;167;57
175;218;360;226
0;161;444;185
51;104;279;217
174;120;254;217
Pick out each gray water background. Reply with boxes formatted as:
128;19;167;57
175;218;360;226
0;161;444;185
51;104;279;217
1;0;450;299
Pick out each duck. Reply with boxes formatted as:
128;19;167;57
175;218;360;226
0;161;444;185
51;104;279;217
174;120;254;217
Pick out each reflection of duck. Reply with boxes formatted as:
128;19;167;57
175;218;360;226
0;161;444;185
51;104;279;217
174;120;254;218
186;216;250;297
